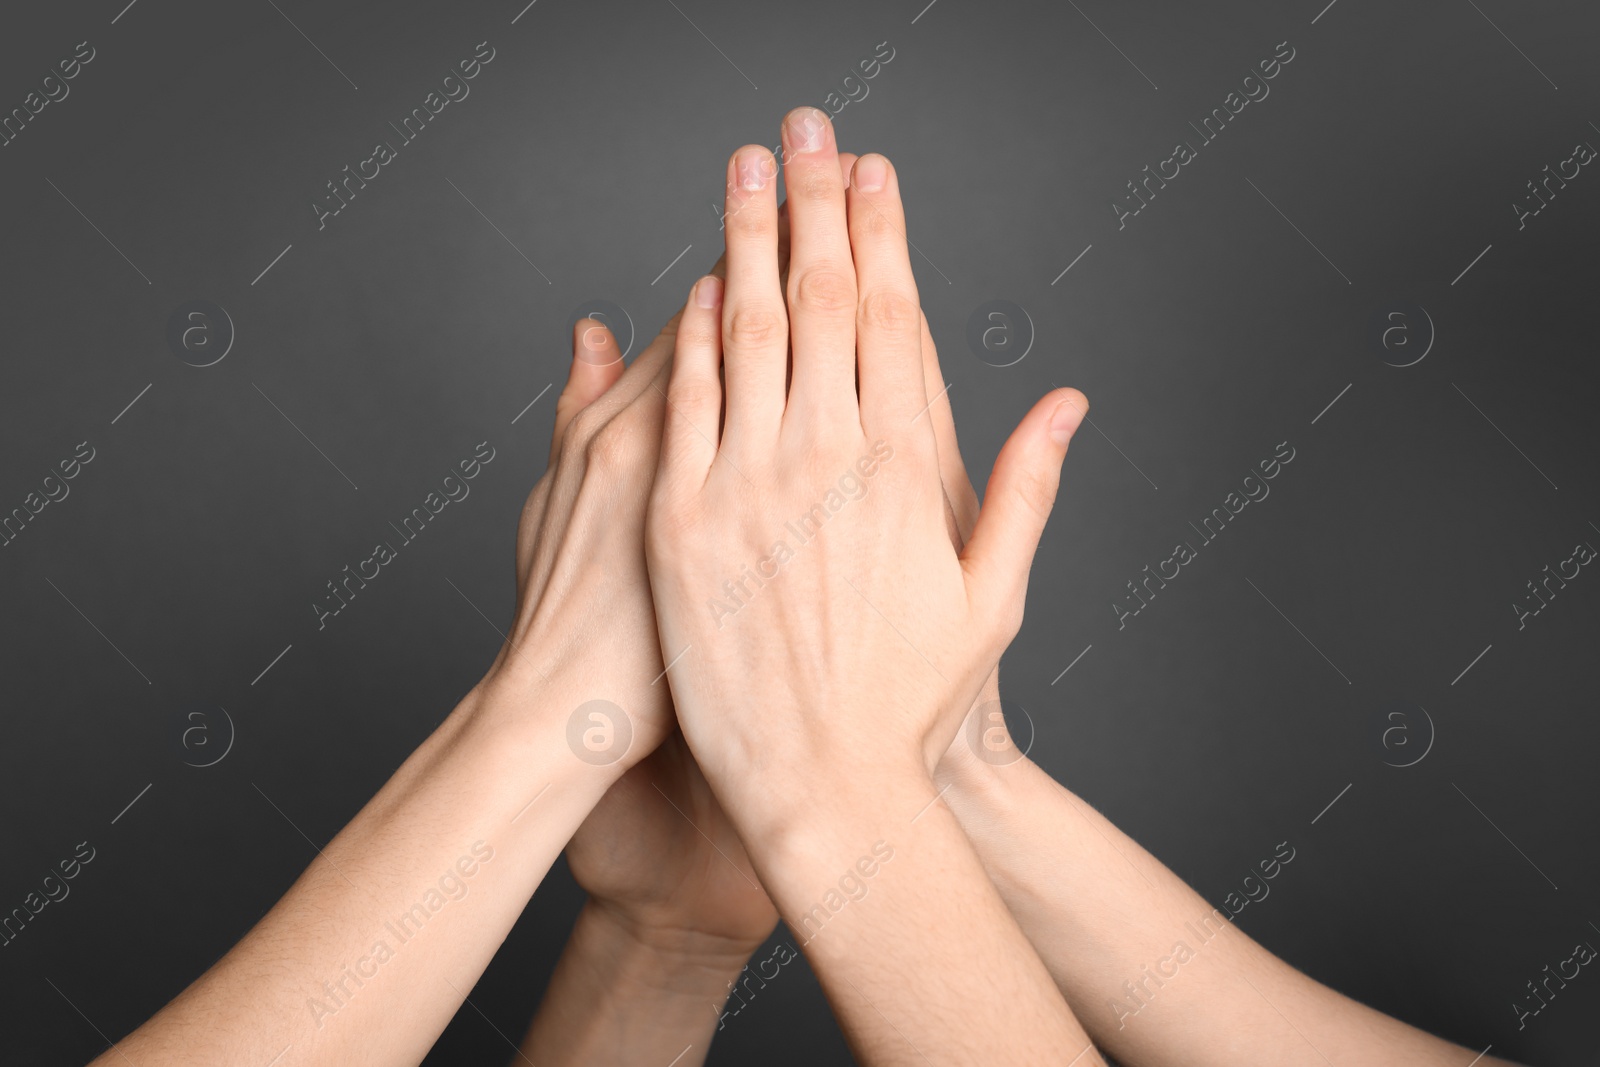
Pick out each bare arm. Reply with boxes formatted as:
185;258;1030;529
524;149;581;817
934;748;1516;1066
97;311;687;1067
98;683;620;1066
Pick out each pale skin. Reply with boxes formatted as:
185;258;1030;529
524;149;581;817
90;105;1506;1066
525;108;1520;1066
92;284;704;1063
95;130;1041;1061
643;106;1095;1064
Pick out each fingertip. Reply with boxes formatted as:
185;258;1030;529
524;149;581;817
694;274;724;310
782;106;833;156
663;276;725;481
850;152;890;193
1046;388;1089;447
573;318;623;369
550;320;623;460
728;143;778;189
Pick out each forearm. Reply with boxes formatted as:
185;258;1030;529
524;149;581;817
100;678;618;1067
519;900;754;1066
939;754;1512;1067
739;764;1092;1066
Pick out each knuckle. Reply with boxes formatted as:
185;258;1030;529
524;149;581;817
563;406;606;453
726;194;775;237
800;443;852;481
857;287;920;334
792;266;857;316
790;163;843;204
669;379;720;417
583;420;634;472
675;313;719;353
726;305;785;350
852;201;899;240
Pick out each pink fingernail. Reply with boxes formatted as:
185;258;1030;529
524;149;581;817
1048;400;1083;445
784;107;827;154
696;275;723;308
735;147;770;191
853;153;888;192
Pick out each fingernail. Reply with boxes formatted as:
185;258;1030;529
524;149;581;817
785;107;827;154
735;147;769;191
576;318;621;366
695;275;723;309
853;153;888;192
1048;400;1083;445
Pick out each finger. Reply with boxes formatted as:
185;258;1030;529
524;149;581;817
551;319;625;461
720;145;788;451
780;106;859;427
919;313;980;549
660;275;725;492
846;152;928;433
837;151;858;187
961;388;1089;621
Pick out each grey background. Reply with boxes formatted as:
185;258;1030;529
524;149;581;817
1;0;1596;1063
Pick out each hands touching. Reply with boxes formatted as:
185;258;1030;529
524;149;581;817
637;108;1091;1062
525;107;1507;1067
96;102;1516;1067
99;102;1084;1067
646;106;1084;838
524;107;1092;1065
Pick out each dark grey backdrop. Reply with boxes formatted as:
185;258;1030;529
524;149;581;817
2;0;1596;1063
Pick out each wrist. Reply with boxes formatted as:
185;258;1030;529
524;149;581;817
574;899;756;1002
735;749;930;840
732;759;934;907
458;669;638;774
415;677;634;838
934;739;1024;804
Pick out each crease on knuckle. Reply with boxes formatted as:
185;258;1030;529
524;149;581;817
726;305;785;350
791;165;842;204
853;201;899;241
793;266;857;316
857;287;919;335
676;315;718;352
667;380;720;422
727;197;775;237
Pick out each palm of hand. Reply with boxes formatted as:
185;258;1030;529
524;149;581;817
565;731;778;952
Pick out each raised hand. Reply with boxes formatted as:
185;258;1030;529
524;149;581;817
646;107;1086;797
644;106;1093;1064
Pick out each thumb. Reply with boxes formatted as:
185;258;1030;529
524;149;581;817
550;318;624;460
960;387;1087;620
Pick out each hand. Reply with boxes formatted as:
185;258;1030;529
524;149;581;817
517;264;777;1067
478;303;682;772
644;110;1088;812
642;107;1093;1063
566;730;777;956
554;276;781;965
